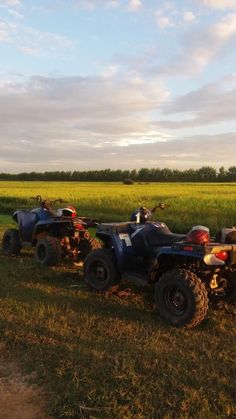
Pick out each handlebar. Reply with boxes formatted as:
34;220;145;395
139;202;166;213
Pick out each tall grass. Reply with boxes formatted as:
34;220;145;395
0;181;236;233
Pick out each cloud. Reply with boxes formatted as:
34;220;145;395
151;13;236;76
1;0;22;6
0;72;235;172
0;73;169;124
0;73;171;171
127;0;142;12
155;75;236;129
0;18;74;56
198;0;236;10
156;15;172;29
1;129;235;172
0;20;12;41
183;11;196;22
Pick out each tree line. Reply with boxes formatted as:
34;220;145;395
0;166;236;182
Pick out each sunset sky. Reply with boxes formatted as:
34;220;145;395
0;0;236;172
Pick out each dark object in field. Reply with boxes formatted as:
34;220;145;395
2;195;101;266
84;203;236;329
123;178;134;185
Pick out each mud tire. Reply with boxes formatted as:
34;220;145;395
155;268;209;328
84;249;120;291
35;236;62;266
2;229;21;256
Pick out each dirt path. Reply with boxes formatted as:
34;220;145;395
0;361;51;419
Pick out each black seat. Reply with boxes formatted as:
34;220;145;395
147;228;185;246
130;222;185;254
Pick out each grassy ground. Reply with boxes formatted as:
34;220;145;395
0;245;235;418
0;182;236;418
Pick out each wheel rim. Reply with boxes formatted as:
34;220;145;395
163;286;188;315
89;261;109;288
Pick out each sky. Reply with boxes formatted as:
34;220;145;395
0;0;236;173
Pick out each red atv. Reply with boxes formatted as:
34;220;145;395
2;195;101;266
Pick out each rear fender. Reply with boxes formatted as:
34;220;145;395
33;219;73;240
96;231;134;270
14;211;37;242
157;246;204;260
157;245;231;266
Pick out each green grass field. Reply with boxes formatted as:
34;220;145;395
0;182;236;418
1;180;236;232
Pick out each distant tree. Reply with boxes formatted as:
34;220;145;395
227;166;236;181
218;166;226;181
196;166;217;182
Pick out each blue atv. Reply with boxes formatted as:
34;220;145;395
84;204;236;328
2;195;101;266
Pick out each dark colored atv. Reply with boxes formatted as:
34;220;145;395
84;204;236;328
2;195;101;266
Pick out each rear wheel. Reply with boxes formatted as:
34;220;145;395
2;229;21;256
155;268;209;328
84;249;120;291
35;237;62;266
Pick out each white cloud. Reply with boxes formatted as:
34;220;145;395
1;72;234;172
199;0;236;10
105;0;119;8
156;75;236;128
0;73;171;170
152;13;236;75
0;19;74;56
72;0;121;10
183;11;196;22
156;15;172;29
1;0;21;6
0;21;11;41
128;0;142;12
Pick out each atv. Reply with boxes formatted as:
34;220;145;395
2;195;101;266
84;204;236;328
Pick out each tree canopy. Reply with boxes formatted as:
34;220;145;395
0;166;236;182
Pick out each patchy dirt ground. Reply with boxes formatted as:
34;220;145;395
0;361;51;419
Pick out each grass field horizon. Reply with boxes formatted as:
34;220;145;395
0;181;236;418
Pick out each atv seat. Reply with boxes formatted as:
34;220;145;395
147;229;185;246
97;222;133;235
129;222;186;255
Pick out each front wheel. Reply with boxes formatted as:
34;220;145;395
83;249;120;291
2;229;21;256
35;237;62;266
155;268;209;328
